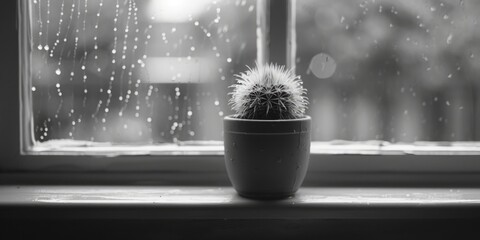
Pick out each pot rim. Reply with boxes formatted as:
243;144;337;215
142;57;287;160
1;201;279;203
224;115;311;122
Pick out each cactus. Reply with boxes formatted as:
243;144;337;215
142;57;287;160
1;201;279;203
229;63;308;119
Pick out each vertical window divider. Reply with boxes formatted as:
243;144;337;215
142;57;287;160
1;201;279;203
19;0;35;155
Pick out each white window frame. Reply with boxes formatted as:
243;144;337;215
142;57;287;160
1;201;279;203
4;0;480;185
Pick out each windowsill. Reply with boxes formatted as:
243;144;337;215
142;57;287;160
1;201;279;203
25;140;480;156
2;185;480;220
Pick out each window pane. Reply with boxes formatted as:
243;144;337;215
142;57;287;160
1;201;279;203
28;0;256;144
296;0;480;142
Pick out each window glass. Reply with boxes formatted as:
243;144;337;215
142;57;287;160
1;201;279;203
29;0;256;145
296;0;480;142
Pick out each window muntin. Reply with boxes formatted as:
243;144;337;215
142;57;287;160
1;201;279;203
296;0;480;143
25;0;257;152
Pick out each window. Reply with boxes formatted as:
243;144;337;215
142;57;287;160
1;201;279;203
296;0;480;144
11;0;480;174
22;0;257;154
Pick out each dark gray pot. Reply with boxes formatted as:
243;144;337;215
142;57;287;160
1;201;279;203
223;115;311;199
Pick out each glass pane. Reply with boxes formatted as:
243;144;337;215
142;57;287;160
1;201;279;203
28;0;257;144
296;0;480;142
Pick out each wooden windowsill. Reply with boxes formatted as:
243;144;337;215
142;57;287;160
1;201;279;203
2;185;480;220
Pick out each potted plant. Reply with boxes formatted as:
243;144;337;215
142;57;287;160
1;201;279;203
224;63;311;199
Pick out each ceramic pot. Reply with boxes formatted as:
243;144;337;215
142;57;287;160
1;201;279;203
223;115;311;199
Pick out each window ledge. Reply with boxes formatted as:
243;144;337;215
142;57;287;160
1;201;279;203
2;186;480;219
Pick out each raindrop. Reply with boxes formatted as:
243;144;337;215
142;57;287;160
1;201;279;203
308;53;337;79
55;68;61;75
227;57;232;63
31;86;36;92
446;34;453;44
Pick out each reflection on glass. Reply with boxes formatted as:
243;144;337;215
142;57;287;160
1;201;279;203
296;0;480;142
29;0;256;144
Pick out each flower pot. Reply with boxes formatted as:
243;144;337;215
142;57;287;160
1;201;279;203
223;115;311;199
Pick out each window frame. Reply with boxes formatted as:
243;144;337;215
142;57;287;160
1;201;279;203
3;0;480;186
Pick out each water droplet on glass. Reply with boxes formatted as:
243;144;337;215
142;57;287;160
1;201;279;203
308;53;337;79
55;68;61;75
226;57;232;63
446;34;453;44
31;86;36;92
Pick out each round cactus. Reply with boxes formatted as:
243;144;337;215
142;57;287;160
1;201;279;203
229;63;308;119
